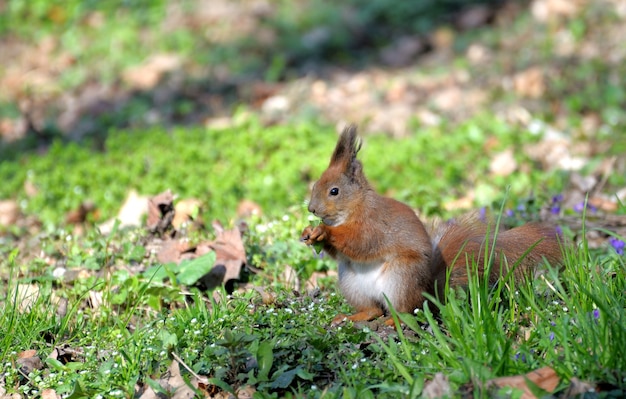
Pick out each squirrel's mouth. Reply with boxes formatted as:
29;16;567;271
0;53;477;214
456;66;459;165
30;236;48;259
322;214;346;227
321;217;335;226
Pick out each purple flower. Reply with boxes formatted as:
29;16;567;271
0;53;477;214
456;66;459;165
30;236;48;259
592;309;600;320
550;205;561;215
549;332;555;341
479;207;487;222
552;194;564;204
555;225;563;236
505;209;514;217
609;237;625;255
573;202;598;214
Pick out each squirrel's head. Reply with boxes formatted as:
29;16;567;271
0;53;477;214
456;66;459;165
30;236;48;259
308;125;370;226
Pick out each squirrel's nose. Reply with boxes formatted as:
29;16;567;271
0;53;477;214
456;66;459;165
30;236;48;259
307;202;315;214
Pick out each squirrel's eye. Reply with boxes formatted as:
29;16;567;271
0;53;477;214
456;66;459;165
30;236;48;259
329;187;339;196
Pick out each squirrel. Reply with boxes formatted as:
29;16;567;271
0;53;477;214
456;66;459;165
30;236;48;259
300;125;562;326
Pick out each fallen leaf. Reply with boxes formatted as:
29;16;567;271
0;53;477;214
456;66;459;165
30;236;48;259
65;201;96;225
588;196;618;212
531;0;583;22
0;199;20;226
16;350;43;375
236;199;263;219
253;286;276;305
490;148;517;177
17;350;37;359
88;291;103;310
15;284;39;312
443;191;475;211
423;373;452;399
147;190;175;235
208;226;246;284
172;198;203;229
41;389;59;399
99;190;149;234
139;360;196;399
281;264;300;291
157;239;191;264
122;54;182;90
236;385;256;399
513;67;545;98
489;366;559;399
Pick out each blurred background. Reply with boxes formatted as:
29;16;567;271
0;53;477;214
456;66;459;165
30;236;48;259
0;0;625;225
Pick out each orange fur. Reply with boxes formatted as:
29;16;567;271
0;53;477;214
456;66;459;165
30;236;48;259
301;125;562;324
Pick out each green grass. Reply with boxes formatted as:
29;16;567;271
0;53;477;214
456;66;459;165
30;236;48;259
0;112;567;227
1;208;625;397
2;0;626;397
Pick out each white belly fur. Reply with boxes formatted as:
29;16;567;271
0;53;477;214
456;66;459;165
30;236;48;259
338;258;396;310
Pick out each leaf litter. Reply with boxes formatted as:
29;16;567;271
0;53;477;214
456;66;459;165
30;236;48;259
1;1;626;397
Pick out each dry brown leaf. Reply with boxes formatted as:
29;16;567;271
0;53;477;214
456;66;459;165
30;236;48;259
40;389;59;399
49;345;84;364
138;360;197;399
490;148;518;177
588;196;618;212
208;227;246;283
489;366;559;399
443;191;475;211
65;201;96;225
236;199;263;219
281;264;300;291
236;386;256;399
172;198;203;229
88;291;104;310
15;284;39;312
305;271;332;292
16;350;43;375
147;190;175;235
122;54;182;90
0;199;20;226
423;373;452;399
99;189;149;234
531;0;584;22
157;239;192;264
253;286;276;305
17;350;37;359
513;67;545;98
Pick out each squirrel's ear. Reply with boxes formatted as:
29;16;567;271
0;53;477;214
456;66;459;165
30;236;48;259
330;125;367;184
330;124;362;169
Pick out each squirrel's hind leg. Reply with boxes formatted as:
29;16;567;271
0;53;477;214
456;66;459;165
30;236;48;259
331;306;384;325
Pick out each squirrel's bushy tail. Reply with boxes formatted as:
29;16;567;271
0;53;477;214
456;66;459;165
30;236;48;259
430;216;562;294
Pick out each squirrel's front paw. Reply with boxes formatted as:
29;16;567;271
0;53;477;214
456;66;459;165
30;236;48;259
300;225;325;245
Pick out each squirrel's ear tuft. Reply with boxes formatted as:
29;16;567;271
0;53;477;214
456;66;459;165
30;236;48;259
330;124;362;168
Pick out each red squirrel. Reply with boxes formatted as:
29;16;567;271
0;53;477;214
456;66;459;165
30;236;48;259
301;125;562;325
